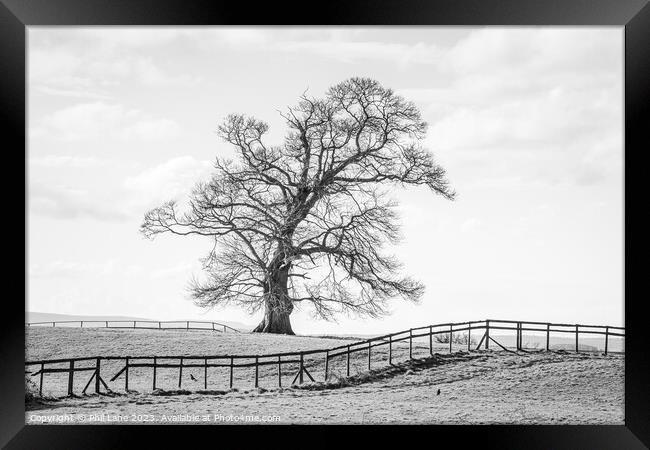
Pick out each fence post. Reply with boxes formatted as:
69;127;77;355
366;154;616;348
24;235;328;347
159;322;161;329
514;322;518;350
204;358;208;390
449;325;453;353
255;357;259;388
125;357;129;391
278;356;282;387
153;357;157;390
39;363;44;396
178;357;183;388
368;343;371;371
105;321;108;328
187;321;189;330
346;346;350;377
485;321;490;350
299;353;304;384
67;360;74;396
133;321;136;329
409;329;413;359
389;335;392;365
80;321;83;328
223;325;226;332
575;324;579;353
53;322;55;327
95;358;101;394
546;323;550;351
229;357;234;389
468;323;471;352
212;323;215;331
324;351;329;381
517;322;521;350
429;326;433;355
605;326;609;355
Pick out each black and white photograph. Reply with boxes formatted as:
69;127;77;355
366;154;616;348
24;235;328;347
24;26;626;425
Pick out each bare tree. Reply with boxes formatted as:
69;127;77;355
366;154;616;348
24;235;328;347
141;78;455;334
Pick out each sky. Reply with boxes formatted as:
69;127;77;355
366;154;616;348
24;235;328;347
27;27;624;334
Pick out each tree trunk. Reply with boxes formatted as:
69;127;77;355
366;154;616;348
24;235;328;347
252;305;294;334
252;264;295;334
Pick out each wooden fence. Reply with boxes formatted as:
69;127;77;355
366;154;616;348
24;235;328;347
26;320;240;333
25;319;624;399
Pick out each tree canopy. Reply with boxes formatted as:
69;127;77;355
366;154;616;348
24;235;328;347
141;77;455;333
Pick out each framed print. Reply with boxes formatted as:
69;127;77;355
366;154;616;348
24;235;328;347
1;0;648;447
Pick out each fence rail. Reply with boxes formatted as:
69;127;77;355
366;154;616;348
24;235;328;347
26;320;241;333
25;319;624;399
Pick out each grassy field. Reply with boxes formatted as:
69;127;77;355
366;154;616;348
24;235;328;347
25;326;361;360
25;327;624;424
26;326;449;397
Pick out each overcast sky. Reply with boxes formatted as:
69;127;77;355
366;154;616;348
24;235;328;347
27;27;624;334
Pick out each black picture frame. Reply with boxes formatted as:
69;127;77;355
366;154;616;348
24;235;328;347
2;0;648;447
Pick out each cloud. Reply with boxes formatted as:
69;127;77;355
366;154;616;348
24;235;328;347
29;155;104;168
32;85;113;101
460;218;482;233
61;28;444;68
29;156;213;222
445;28;620;76
150;261;197;279
123;156;213;210
122;117;181;141
428;87;619;151
29;48;84;85
28;47;111;100
130;58;201;86
32;102;181;142
196;28;446;68
29;182;128;221
399;28;623;189
29;30;201;98
29;259;135;278
279;39;443;67
76;28;191;48
29;260;91;278
204;28;270;46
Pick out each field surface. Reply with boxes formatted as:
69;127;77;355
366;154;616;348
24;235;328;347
25;327;624;425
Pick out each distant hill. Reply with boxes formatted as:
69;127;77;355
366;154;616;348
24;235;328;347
489;334;623;352
26;311;252;332
27;311;151;323
171;318;253;332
